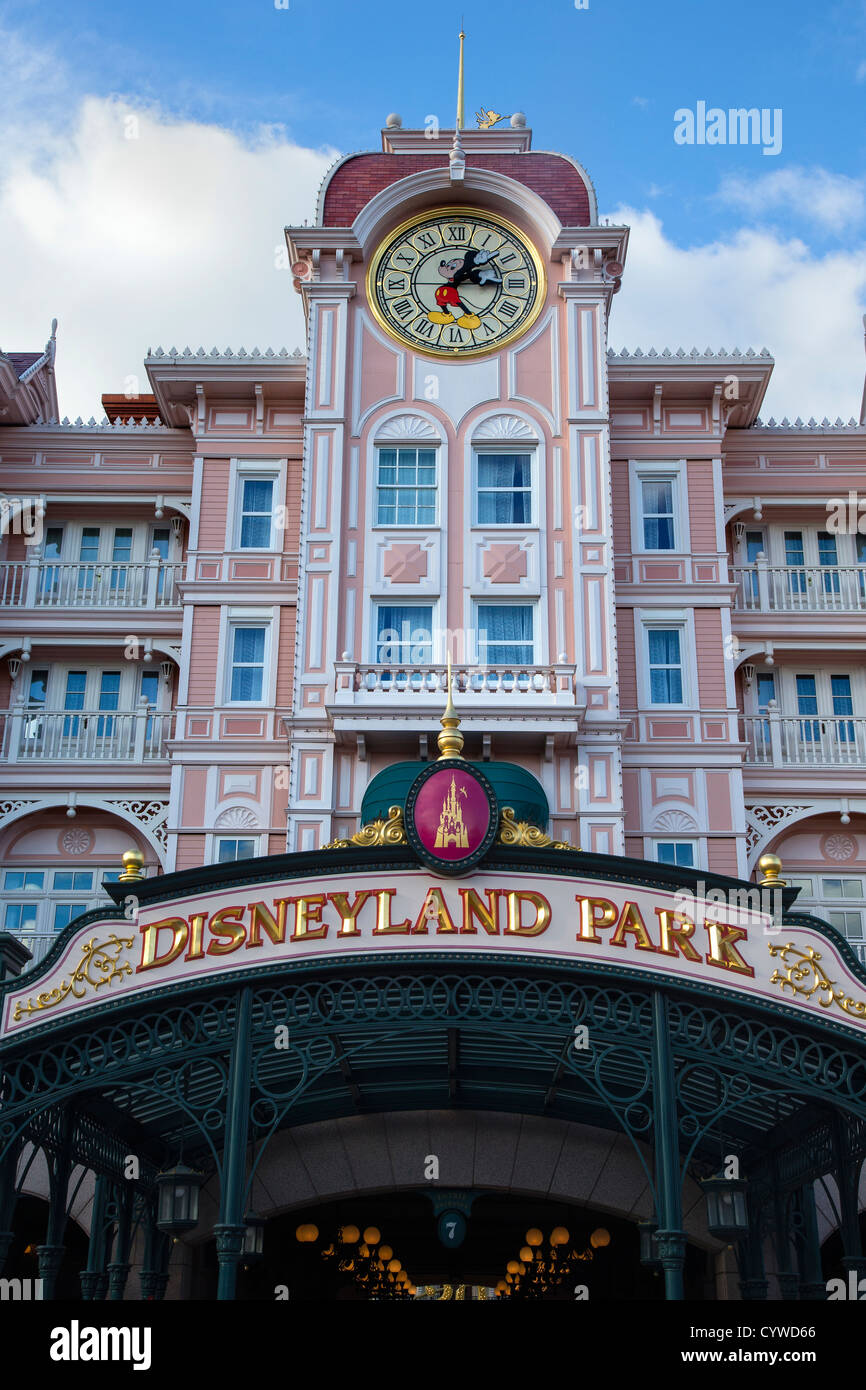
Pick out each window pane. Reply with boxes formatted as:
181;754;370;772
476;454;532;525
477;605;533;664
4;871;45;891
64;672;87;710
53;904;78;931
217;838;256;863
376;448;437;526
240;479;274;548
648;629;682;704
4;903;38;929
27;670;48;707
376;606;433;663
642;480;675;550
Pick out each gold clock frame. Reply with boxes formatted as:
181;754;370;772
365;206;547;359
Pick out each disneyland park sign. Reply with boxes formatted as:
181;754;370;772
3;862;866;1038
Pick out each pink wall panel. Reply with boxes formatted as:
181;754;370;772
175;835;206;871
687;461;718;550
705;771;733;832
708;839;739;878
616;612;637;707
187;608;222;704
182;767;208;822
610;462;631;552
198;462;230;549
622;769;641;831
275;607;296;706
694;610;727;708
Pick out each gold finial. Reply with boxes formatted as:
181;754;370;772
758;853;786;888
118;849;145;882
437;654;464;759
456;27;465;131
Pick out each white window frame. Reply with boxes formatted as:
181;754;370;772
371;600;437;665
226;459;286;553
373;444;439;529
651;839;699;869
472;600;538;666
0;865;127;937
211;835;262;865
472;447;538;529
222;614;274;705
629;460;690;554
637;610;694;709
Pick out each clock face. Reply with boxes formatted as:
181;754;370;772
367;208;545;357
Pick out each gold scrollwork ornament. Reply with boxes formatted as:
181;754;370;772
12;934;135;1021
768;942;866;1019
497;807;572;850
322;806;407;850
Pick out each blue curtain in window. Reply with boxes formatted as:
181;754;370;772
240;480;274;547
478;605;533;664
648;630;682;703
376;606;433;663
231;628;265;701
477;455;531;524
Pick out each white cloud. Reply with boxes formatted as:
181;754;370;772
716;166;866;230
0;95;337;417
606;206;866;421
856;59;866;82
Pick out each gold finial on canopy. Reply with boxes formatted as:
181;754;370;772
118;849;145;882
437;654;464;759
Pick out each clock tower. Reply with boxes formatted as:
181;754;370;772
284;113;629;858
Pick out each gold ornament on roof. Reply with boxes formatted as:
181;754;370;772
322;805;407;850
476;108;505;129
437;655;464;759
497;807;573;850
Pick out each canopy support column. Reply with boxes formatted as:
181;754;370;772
650;990;686;1301
215;985;253;1301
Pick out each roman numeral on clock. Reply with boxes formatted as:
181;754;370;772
506;275;527;292
411;317;437;340
415;231;436;249
391;299;414;321
496;299;521;320
446;225;468;241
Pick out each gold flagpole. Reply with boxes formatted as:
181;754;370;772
456;27;465;131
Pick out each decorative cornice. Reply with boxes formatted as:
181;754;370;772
608;346;773;362
145;346;305;363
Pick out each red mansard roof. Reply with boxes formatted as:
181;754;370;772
321;151;593;227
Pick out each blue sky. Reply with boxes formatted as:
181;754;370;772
1;0;864;418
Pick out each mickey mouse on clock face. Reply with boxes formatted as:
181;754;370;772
428;248;501;329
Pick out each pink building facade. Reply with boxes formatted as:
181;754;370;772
1;117;865;969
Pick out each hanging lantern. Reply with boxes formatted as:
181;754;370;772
590;1228;611;1249
525;1228;543;1247
339;1224;360;1244
637;1220;660;1268
701;1175;749;1241
155;1163;205;1234
550;1226;570;1246
295;1223;319;1243
242;1211;265;1262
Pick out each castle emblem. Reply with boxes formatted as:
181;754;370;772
434;775;470;849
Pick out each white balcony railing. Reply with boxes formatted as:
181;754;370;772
1;707;173;761
732;563;866;613
741;713;866;765
0;558;182;608
8;933;60;969
333;662;578;705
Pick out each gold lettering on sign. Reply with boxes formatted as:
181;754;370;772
705;920;754;976
185;913;207;961
412;887;458;935
290;895;328;941
206;906;246;956
328;890;375;937
372;888;413;935
247;898;293;949
610;902;656;952
654;909;702;963
504;890;551;936
574;896;618;942
139;917;189;971
459;888;500;935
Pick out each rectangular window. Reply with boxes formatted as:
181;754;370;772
655;842;695;868
785;531;807;596
239;479;275;548
796;674;819;742
641;480;675;550
376;449;437;526
229;626;266;701
216;838;257;863
3;903;38;930
647;629;683;704
476;453;532;525
375;605;433;664
476;605;534;666
3;871;45;891
53;903;79;932
818;530;840;596
52;871;94;891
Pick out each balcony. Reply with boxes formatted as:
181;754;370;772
741;713;866;766
0;558;182;609
1;707;174;761
732;563;866;613
333;662;578;704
